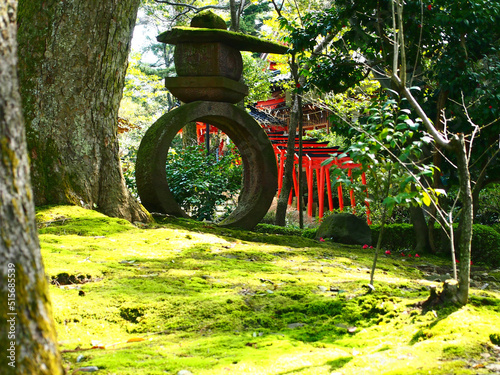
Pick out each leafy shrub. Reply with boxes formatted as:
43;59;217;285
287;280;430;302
490;333;500;345
370;223;416;251
165;145;243;221
254;224;304;237
468;224;500;267
254;223;318;239
371;223;500;267
476;183;500;224
302;228;318;239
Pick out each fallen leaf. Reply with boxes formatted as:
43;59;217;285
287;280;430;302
127;337;146;343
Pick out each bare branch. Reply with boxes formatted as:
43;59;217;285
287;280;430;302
392;75;451;149
154;0;229;12
409;1;424;87
270;0;284;18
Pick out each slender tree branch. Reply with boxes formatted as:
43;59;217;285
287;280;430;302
397;0;406;85
410;0;424;87
154;0;229;12
391;0;398;76
392;75;451;149
270;0;284;18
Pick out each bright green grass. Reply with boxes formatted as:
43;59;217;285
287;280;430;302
37;206;500;374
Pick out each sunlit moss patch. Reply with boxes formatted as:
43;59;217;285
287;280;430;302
38;206;500;375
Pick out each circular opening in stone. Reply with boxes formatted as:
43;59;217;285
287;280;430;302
135;101;278;230
165;123;244;222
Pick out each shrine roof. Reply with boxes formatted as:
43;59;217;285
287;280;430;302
157;27;289;55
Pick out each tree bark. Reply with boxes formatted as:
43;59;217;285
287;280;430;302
0;2;63;373
17;0;150;223
409;205;431;254
182;122;198;148
427;89;449;252
275;93;299;226
452;135;473;305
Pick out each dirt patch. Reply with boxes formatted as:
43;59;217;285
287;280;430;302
51;272;98;286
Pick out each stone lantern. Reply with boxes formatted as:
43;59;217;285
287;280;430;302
135;11;288;230
158;11;287;104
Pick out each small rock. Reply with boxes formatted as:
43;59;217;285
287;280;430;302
486;363;500;372
75;367;99;373
318;286;328;292
76;354;85;363
287;323;305;329
481;283;490;290
178;370;194;375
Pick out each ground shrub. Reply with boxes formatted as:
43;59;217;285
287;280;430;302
371;222;500;267
468;224;500;267
490;333;500;345
370;223;416;251
254;223;318;239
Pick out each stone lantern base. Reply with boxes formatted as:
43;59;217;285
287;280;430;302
165;76;248;104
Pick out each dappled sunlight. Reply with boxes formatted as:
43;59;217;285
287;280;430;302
38;206;500;375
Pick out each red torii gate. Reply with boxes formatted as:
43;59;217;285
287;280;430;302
178;124;371;224
268;133;371;224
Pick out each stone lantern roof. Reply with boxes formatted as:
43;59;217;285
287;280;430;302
157;27;289;55
157;11;288;104
157;10;288;54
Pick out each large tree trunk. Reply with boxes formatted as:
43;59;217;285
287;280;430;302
0;2;63;373
17;0;150;222
410;205;431;254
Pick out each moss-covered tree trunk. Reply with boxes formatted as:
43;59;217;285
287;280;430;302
0;2;63;373
17;0;149;222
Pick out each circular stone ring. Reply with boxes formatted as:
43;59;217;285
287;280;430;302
136;101;278;230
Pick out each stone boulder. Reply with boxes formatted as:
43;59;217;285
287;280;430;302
315;213;371;246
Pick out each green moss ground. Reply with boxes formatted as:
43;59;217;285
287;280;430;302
37;206;500;374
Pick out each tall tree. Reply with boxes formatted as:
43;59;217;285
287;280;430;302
0;1;63;373
17;0;150;222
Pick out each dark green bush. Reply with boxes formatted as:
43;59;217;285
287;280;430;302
468;224;500;267
370;223;416;251
165;145;243;221
302;228;318;239
371;223;500;267
254;224;318;239
254;223;304;237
